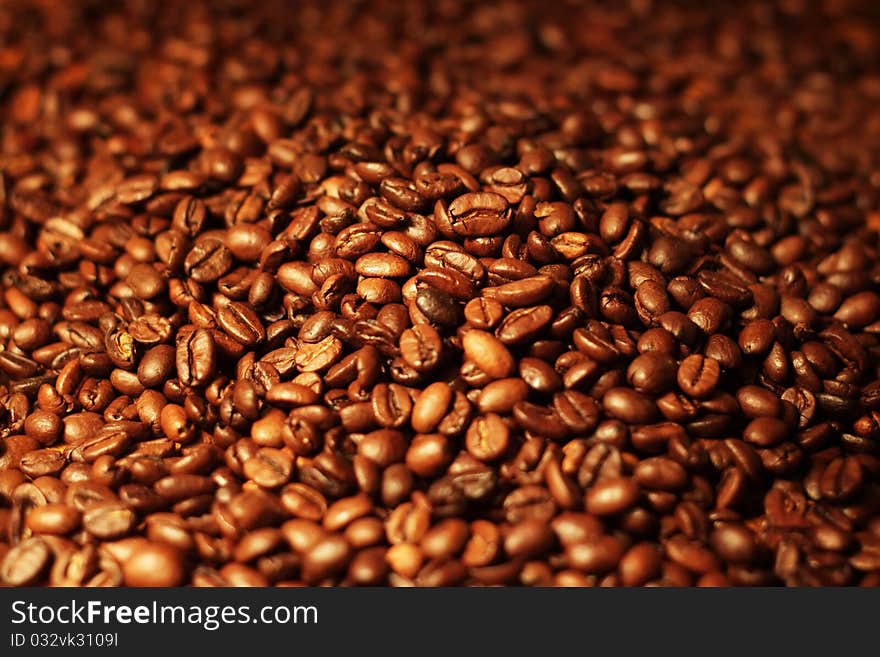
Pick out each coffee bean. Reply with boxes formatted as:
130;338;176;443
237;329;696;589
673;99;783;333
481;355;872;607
26;503;82;535
122;541;186;586
496;305;554;344
710;524;760;565
634;457;688;491
415;287;462;327
677;355;721;399
626;352;677;394
446;192;510;236
461;330;514;379
302;534;353;583
585;477;640;516
512;402;569;441
324;495;373;532
185;239;233;283
566;535;625;574
294;336;343;373
504;519;555;559
20;448;66;478
83;502;136;540
602;388;658;424
242;448;294;489
399;324;443;372
1;537;51;585
619;542;662;586
355;253;412;278
739;319;775;355
464;298;504;329
743;417;790;447
834;291;880;328
465;414;510;462
819;457;863;502
737;386;783;419
371;384;414;429
483;275;555;307
218;302;266;346
176;328;215;388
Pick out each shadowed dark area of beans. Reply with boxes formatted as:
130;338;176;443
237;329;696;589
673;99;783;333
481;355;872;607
0;0;879;587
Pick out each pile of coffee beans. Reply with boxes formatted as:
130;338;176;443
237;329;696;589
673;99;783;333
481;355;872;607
1;0;880;586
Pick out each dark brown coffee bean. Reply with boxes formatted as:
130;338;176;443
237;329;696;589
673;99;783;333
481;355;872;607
677;355;721;399
446;192;511;236
739;319;775;355
280;483;327;521
496;305;553;345
626;352;677;394
302;534;353;583
20;448;66;478
483;275;555;307
26;503;82;535
185;238;233;283
512;402;569;441
122;541;186;587
504;519;555;559
743;417;790;447
415;287;462;327
355;253;412;278
819;457;864;502
399;324;443;372
602;388;658;424
176;328;216;388
585;477;640;516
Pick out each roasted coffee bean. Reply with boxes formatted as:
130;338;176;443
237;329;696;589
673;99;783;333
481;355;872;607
415;287;462;327
464;298;504;329
743;418;790;447
243;448;295;489
185;239;233;283
497;306;554;345
218;302;266;346
399;325;443;372
410;382;452;434
677;355;721;399
25;503;81;535
737;385;783;419
465;414;510;462
602;388;658;424
176;329;216;388
585;477;640;516
513;402;569;441
461;330;514;379
122;541;186;586
626;352;677;395
1;537;51;585
818;457;864;502
82;502;137;540
566;535;626;574
20;448;66;478
446;193;511;236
